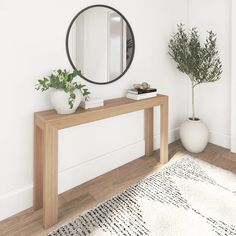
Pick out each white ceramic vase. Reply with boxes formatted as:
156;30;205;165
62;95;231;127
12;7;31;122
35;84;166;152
179;118;209;153
50;89;81;114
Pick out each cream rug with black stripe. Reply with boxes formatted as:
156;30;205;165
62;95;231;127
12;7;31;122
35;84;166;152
48;156;236;236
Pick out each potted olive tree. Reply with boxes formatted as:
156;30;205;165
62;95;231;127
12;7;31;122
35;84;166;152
36;69;90;114
168;24;222;153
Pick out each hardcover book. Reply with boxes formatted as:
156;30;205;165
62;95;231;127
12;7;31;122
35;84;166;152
126;91;157;100
128;88;157;95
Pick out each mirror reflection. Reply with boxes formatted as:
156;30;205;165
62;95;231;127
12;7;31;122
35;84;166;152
66;5;135;84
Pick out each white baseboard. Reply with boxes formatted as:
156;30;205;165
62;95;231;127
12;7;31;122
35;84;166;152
0;185;33;221
58;140;145;193
59;128;179;193
209;131;230;149
0;128;179;221
231;137;236;153
154;128;179;150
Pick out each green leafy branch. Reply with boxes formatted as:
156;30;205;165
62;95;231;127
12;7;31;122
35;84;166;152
36;69;90;109
168;24;222;120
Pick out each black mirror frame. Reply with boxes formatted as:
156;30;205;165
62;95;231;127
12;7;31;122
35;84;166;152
65;4;135;85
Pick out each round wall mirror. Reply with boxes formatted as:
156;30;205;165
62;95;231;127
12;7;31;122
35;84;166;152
66;5;135;85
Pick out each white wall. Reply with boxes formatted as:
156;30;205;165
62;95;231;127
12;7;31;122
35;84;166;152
188;0;232;148
0;0;189;220
231;0;236;153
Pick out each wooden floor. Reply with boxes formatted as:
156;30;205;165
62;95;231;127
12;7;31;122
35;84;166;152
1;140;236;236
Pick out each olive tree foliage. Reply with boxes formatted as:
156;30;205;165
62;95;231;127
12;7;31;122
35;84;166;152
168;24;222;120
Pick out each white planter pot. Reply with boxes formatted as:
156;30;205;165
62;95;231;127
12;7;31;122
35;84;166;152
179;118;209;153
50;89;81;114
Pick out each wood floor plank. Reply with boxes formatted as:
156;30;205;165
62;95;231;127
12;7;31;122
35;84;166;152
0;140;236;236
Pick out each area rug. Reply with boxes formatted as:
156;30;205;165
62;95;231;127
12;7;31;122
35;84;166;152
48;156;236;236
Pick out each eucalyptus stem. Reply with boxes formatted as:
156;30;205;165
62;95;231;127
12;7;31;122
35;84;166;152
35;69;90;109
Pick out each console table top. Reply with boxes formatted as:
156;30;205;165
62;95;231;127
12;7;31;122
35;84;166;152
35;95;168;130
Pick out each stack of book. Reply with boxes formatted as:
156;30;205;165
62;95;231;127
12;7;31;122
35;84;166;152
126;88;157;100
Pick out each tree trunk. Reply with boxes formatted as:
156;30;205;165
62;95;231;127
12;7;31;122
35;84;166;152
192;81;195;120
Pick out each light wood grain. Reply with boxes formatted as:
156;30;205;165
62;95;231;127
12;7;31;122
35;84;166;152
43;125;58;228
34;125;43;210
33;95;169;229
35;96;168;130
160;99;169;164
145;108;154;156
0;141;236;236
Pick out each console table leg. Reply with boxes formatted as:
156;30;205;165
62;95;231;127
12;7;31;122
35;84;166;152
145;108;154;156
43;125;58;229
34;125;43;210
160;101;169;164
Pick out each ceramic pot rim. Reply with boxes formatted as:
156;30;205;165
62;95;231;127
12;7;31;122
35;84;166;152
187;117;201;122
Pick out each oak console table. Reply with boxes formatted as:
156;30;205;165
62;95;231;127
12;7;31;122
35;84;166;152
34;95;169;228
